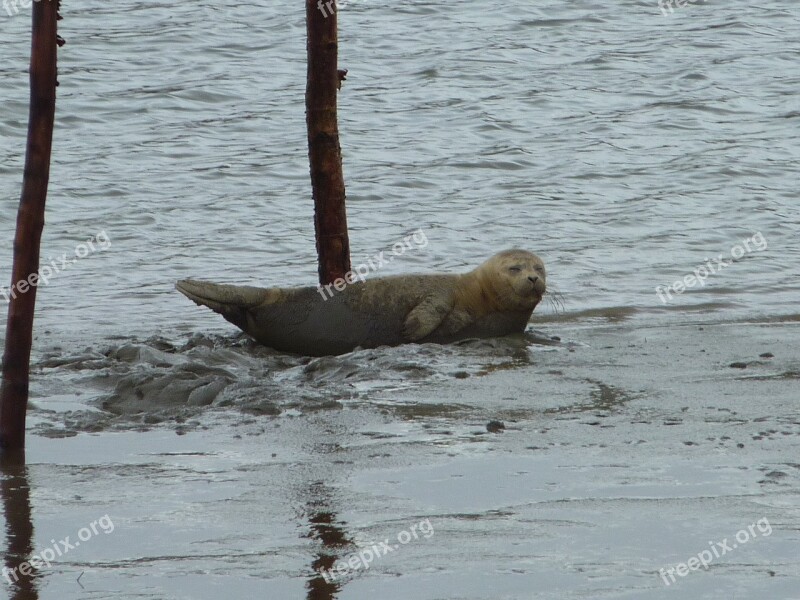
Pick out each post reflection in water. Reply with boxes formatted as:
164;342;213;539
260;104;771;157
1;453;38;600
305;481;354;600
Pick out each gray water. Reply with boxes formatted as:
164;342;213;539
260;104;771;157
1;1;799;599
1;0;798;346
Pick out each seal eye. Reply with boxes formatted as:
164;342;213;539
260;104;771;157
508;266;522;273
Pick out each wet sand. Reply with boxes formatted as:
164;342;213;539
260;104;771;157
4;315;799;599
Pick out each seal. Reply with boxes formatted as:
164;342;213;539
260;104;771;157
176;249;546;356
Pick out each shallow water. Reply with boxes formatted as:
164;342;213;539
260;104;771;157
1;1;799;599
1;0;799;347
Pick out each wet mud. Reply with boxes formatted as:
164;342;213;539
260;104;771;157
5;315;798;599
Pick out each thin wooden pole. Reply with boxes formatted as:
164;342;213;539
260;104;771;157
306;0;351;285
0;0;60;452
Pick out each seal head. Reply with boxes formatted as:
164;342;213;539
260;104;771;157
466;249;546;313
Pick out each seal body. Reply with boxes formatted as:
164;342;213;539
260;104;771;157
177;249;546;356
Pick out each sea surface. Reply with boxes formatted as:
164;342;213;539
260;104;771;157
0;1;799;599
0;0;798;345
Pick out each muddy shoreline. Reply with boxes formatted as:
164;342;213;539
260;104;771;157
3;314;797;599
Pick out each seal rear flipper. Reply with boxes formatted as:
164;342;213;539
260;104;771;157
176;279;268;331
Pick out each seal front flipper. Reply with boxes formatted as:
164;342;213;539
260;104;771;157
176;279;268;331
401;295;454;341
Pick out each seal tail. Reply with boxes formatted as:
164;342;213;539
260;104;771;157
176;279;268;331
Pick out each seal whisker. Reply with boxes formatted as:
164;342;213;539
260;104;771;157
544;288;566;314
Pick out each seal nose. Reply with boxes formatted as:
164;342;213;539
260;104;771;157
528;276;538;284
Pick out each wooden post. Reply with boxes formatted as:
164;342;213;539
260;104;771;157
0;0;60;453
306;0;351;285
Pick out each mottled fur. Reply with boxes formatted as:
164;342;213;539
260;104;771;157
177;249;546;356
